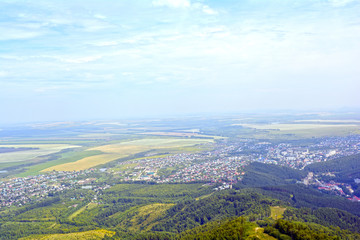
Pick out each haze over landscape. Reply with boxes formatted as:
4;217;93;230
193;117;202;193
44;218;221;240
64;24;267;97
2;1;360;240
1;0;360;123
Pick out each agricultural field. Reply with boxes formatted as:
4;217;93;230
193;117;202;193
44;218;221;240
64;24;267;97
44;138;213;171
0;144;80;163
17;150;102;177
238;123;360;138
294;119;360;123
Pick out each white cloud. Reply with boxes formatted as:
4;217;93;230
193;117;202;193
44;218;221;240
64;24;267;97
89;41;119;47
57;55;103;64
329;0;356;7
152;0;191;8
0;28;42;41
94;14;107;19
199;4;218;15
122;72;133;76
34;86;62;93
0;71;8;77
152;0;218;14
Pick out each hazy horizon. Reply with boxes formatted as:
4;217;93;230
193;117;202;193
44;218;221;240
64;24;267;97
1;0;360;124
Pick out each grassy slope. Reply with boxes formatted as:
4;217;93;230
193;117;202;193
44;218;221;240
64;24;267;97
19;229;115;240
68;203;98;221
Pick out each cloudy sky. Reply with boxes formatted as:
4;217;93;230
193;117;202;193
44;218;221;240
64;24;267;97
0;0;359;123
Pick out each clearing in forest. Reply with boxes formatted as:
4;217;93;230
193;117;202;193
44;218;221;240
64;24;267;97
270;206;287;220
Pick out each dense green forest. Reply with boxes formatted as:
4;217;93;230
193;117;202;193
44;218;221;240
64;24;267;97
1;184;360;239
305;154;360;174
264;219;360;240
238;162;307;187
283;207;360;232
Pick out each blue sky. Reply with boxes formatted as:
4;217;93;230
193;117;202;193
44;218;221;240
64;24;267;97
0;0;359;123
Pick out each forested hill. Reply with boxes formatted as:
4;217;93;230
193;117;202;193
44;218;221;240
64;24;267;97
304;154;360;183
237;162;307;187
305;153;360;174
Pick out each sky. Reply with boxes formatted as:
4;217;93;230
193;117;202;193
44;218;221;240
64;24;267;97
0;0;360;123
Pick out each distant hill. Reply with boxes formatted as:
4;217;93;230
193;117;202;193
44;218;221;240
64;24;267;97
305;154;360;182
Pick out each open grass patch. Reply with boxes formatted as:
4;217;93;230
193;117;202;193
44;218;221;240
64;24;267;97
68;203;98;221
270;206;287;220
248;227;277;240
118;203;175;231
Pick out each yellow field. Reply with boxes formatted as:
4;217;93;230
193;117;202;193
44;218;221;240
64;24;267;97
19;229;115;240
43;145;144;171
0;144;80;163
43;138;213;171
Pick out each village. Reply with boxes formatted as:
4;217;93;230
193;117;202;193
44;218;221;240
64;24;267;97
0;169;110;209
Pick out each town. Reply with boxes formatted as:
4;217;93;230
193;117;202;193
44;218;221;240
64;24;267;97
1;135;360;209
